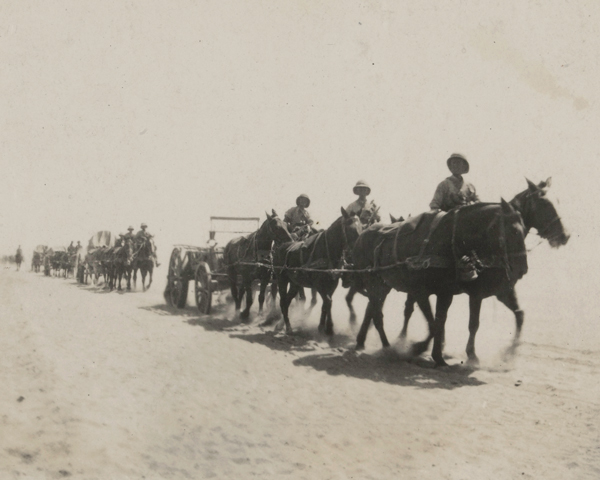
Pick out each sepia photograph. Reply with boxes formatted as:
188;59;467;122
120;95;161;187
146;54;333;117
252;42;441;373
0;1;598;479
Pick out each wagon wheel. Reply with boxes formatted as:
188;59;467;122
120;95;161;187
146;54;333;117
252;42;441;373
194;263;212;314
165;248;189;308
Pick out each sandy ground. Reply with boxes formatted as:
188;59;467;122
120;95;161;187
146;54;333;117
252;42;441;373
1;267;599;480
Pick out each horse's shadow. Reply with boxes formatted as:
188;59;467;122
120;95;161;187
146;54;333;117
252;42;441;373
292;350;485;390
229;327;484;390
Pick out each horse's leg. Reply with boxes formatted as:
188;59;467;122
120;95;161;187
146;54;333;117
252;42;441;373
371;296;390;348
126;267;132;291
410;294;436;356
228;269;241;311
465;295;483;365
431;293;454;367
132;266;137;290
496;288;524;358
317;289;329;334
240;276;254;321
277;276;292;333
257;272;269;315
310;288;318;309
147;264;153;289
356;300;376;350
399;293;416;339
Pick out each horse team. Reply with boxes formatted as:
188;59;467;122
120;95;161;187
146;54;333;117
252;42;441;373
222;178;569;366
79;235;155;291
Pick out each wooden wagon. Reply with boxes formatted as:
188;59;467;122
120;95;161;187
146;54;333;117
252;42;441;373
164;216;260;314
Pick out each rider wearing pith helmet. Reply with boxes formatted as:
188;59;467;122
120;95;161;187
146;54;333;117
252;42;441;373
347;180;379;224
285;194;313;233
352;180;371;196
136;223;160;266
296;194;310;208
430;153;479;212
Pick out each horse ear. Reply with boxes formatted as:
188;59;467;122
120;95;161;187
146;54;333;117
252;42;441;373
539;177;552;190
272;209;278;217
389;214;397;223
399;216;405;222
500;198;513;214
526;178;540;193
341;207;350;219
265;211;271;220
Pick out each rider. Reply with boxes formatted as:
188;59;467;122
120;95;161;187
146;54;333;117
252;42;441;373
284;194;314;239
123;226;135;243
67;241;76;255
136;223;160;267
429;153;479;212
347;180;380;226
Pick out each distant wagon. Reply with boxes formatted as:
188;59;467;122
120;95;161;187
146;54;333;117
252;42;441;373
31;245;50;273
164;216;260;314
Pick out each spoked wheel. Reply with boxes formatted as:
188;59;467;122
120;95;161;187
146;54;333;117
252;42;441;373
165;248;189;308
194;263;212;314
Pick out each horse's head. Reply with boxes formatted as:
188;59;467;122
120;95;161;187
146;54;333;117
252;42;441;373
264;209;293;244
499;199;528;279
511;178;569;248
390;214;405;224
121;239;135;265
341;207;364;251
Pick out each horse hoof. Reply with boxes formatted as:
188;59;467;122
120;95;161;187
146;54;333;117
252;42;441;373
433;357;449;368
466;356;480;367
355;344;365;351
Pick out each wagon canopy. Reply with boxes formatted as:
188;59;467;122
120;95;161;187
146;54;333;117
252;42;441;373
88;231;116;251
34;245;49;254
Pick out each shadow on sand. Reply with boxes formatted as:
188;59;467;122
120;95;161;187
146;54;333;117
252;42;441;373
228;326;485;390
292;350;485;390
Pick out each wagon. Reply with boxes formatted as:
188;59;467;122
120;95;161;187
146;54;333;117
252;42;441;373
164;216;260;314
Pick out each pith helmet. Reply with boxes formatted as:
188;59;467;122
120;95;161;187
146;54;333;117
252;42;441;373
353;180;371;196
128;226;134;231
296;194;310;207
141;223;148;228
447;153;470;174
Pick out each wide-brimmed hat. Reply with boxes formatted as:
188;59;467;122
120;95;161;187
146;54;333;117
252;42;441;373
140;223;148;228
353;180;371;196
447;154;470;174
128;226;134;231
296;194;310;207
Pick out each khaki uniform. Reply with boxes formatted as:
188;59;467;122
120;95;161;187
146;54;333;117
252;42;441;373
429;176;479;212
284;206;313;231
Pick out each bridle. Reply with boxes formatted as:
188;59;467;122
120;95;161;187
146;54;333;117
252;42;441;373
518;190;564;244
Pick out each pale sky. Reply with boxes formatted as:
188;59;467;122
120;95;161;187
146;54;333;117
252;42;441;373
1;1;598;264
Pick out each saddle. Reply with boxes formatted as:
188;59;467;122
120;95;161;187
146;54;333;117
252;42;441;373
370;211;448;269
283;232;330;269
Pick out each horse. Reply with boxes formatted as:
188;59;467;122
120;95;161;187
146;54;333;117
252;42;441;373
132;236;155;291
113;240;135;291
351;199;528;366
223;210;293;320
344;214;405;318
352;178;569;366
272;207;363;335
15;251;23;271
31;252;42;273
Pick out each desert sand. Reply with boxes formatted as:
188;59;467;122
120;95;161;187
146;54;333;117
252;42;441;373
1;267;599;480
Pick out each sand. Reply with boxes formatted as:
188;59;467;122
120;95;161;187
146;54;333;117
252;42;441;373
1;267;599;479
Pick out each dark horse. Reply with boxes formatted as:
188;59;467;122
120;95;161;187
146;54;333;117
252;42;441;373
223;210;293;320
351;179;568;366
113;239;134;291
132;236;155;291
272;208;363;335
344;214;405;319
15;250;23;271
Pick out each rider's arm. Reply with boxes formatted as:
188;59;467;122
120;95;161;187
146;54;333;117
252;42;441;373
429;181;448;211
